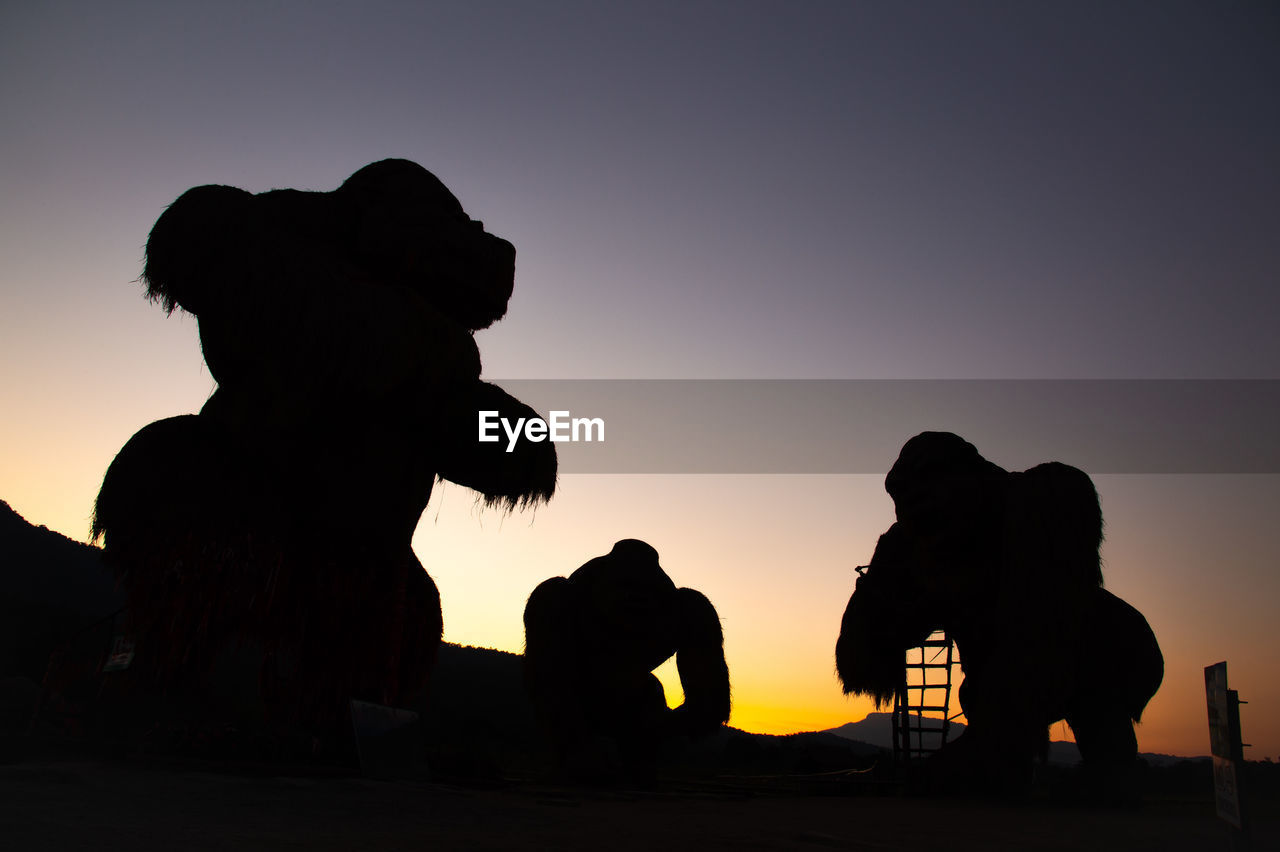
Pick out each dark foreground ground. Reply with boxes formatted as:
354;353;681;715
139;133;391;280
3;753;1276;852
4;642;1278;851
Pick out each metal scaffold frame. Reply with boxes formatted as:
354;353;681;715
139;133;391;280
892;630;961;764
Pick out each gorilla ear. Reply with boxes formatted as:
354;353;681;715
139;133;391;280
142;184;255;315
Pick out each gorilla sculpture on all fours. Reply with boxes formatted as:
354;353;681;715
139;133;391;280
835;432;1163;793
523;540;731;781
90;160;556;733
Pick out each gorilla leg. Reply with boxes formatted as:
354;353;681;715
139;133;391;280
609;672;670;779
932;659;1047;793
1067;704;1137;766
1061;588;1161;800
1066;703;1141;803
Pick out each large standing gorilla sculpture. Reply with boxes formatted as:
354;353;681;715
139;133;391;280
835;432;1163;792
523;540;730;780
90;160;556;731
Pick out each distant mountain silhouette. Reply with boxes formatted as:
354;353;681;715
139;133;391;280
823;712;1190;767
0;500;121;682
824;712;1082;759
824;711;900;750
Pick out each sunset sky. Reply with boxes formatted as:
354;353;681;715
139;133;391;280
2;1;1277;758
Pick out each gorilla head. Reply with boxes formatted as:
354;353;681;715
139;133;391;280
142;158;515;333
885;431;1006;528
569;539;680;674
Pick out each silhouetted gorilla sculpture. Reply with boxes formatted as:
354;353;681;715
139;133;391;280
835;432;1163;793
523;540;730;780
91;160;555;731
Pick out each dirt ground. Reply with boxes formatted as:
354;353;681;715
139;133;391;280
3;757;1273;852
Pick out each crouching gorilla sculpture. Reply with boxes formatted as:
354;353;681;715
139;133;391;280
523;540;730;780
90;160;555;734
836;432;1163;793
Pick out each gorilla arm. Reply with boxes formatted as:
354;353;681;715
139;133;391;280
432;381;558;510
669;587;731;737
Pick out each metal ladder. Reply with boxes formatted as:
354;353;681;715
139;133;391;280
892;630;960;763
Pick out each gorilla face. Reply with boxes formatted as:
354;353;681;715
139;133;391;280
572;540;680;674
885;431;1003;528
339;159;516;331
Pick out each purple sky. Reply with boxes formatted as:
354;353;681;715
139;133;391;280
2;1;1277;754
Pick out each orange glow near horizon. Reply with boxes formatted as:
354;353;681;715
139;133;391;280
730;698;881;738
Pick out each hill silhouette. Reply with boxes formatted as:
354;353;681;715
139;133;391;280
824;713;1192;768
0;501;121;682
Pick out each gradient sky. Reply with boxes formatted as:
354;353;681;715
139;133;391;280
2;1;1277;758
